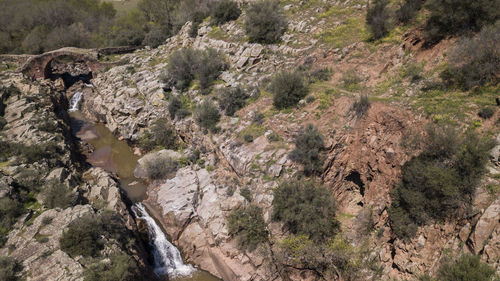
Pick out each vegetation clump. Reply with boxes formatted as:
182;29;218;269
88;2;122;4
389;124;495;239
366;0;390;40
289;124;324;176
163;48;227;93
272;179;339;242
270;71;308;109
478;107;496;119
210;0;241;26
218;87;248;116
168;96;190;120
143;156;179;180
244;0;288;44
195;100;221;132
41;181;75;209
435;254;498;281
352;94;371;117
227;204;268;251
139;119;178;153
84;254;140;281
423;0;500;44
440;22;500;89
0;256;22;281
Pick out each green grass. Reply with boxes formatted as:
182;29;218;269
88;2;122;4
316;17;370;49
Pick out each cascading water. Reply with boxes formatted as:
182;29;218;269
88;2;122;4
132;203;196;278
68;91;83;112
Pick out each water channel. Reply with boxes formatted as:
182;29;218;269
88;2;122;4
69;92;220;281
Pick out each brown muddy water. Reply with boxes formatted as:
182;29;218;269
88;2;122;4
69;111;220;281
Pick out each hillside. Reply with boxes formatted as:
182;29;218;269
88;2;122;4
0;0;499;281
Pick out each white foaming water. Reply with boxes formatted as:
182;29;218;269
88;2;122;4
68;91;83;112
133;203;196;277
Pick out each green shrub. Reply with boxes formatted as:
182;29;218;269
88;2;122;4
195;48;228;94
437;254;497;281
366;0;390;40
478;107;496;119
211;0;241;25
243;134;254;143
139;119;178;153
0;117;6;130
84;254;140;281
143;156;178;180
395;0;425;24
423;0;500;44
60;215;104;257
270;71;308;109
60;211;132;258
0;256;22;281
163;48;227;93
163;48;198;90
0;197;25;246
218;86;248;116
389;124;495;239
111;10;147;46
240;187;252;202
289;124;324;176
272;179;339;242
352;94;371;117
227;204;268;251
195;100;221;132
440;23;500;89
244;0;288;44
41;181;75;209
142;25;170;48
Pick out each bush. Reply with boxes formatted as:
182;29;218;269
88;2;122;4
143;156;179;180
195;100;220;132
139;119;178;153
195;48;228;94
240;187;252;202
244;0;288;44
0;197;25;246
0;256;22;281
478;107;496;119
218;86;248;116
142;25;170;48
270;71;308;109
289;124;324;176
437;254;497;281
84;254;140;281
366;0;390;40
423;0;500;44
395;0;425;24
41;181;75;209
60;215;105;257
272;179;339;242
0;117;6;130
60;211;131;258
440;23;500;89
227;204;268;251
389;124;495;239
341;70;362;90
164;48;227;93
167;96;190;120
163;48;198;90
211;0;241;25
352;94;371;117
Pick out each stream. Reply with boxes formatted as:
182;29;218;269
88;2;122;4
68;91;220;281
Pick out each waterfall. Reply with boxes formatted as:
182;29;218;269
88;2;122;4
68;91;83;112
132;203;196;277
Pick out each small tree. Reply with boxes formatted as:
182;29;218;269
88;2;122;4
244;0;288;44
41;181;75;209
0;256;22;281
227;204;268;251
437;254;498;281
423;0;500;44
195;100;221;132
289;124;324;176
270;71;308;109
272;179;339;242
60;215;104;257
366;0;390;40
194;48;228;94
218;86;248;116
211;0;241;25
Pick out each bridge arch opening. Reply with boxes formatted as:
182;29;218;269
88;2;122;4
44;55;93;88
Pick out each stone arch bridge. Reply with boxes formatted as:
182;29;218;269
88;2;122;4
17;46;137;79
